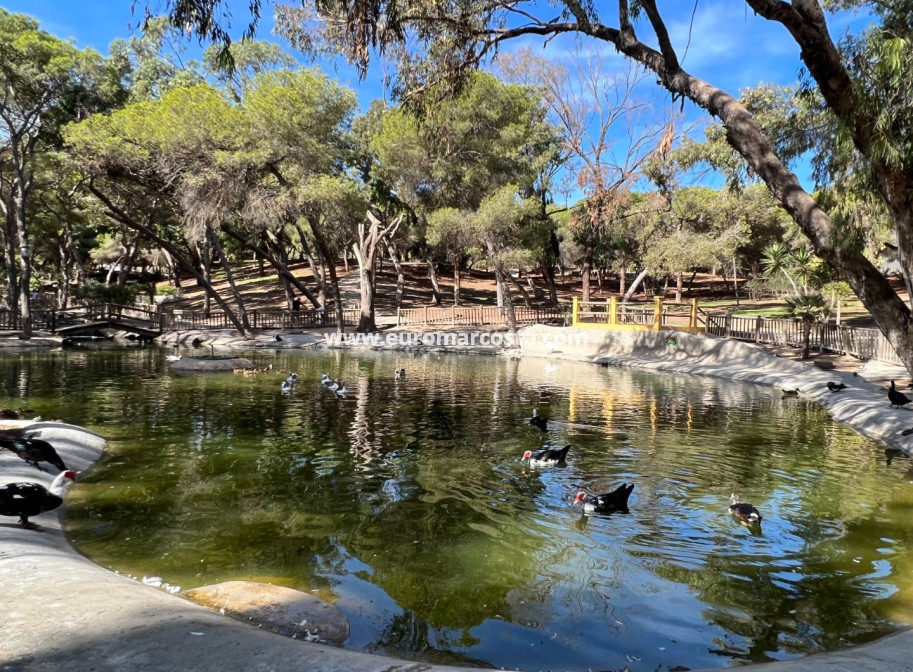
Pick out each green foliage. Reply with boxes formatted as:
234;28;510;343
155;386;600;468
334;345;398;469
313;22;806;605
71;280;141;305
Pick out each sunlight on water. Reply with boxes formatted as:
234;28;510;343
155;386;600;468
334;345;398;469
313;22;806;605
1;346;911;671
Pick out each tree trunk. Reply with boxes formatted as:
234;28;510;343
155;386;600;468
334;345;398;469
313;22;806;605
222;225;321;308
12;184;31;338
541;262;559;308
208;226;250;332
453;263;461;306
623;267;650;303
200;237;212;316
618;266;627;297
385;237;405;310
675;271;683;303
88;184;250;336
509;271;532;308
801;319;812;360
426;258;442;305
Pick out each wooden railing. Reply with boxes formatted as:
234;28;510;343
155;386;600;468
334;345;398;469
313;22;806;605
572;297;702;332
0;310;55;331
160;308;360;331
705;313;902;365
396;304;567;327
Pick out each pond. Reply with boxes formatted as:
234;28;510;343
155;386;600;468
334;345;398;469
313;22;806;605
3;346;913;672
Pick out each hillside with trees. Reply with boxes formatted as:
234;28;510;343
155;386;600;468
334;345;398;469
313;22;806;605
0;4;905;368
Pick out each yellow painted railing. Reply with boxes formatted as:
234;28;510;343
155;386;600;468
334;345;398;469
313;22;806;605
571;297;702;333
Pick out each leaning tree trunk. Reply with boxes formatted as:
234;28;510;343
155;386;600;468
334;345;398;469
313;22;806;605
308;220;344;334
353;212;402;333
89;184;250;336
540;262;559;309
622;268;650;304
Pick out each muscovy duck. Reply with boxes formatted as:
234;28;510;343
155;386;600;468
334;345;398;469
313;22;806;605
729;493;762;525
0;435;67;472
280;380;293;394
0;469;78;529
395;368;406;380
781;388;800;398
332;381;348;396
522;445;571;467
889;381;912;408
320;373;335;387
573;483;634;514
528;409;549;431
826;381;847;392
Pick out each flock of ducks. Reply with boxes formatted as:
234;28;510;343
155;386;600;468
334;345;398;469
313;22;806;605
524;409;762;524
782;377;913;417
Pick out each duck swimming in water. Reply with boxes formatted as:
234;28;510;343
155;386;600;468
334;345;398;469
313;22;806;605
729;493;762;526
521;445;570;467
573;483;634;514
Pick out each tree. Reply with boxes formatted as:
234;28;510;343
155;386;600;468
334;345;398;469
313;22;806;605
161;0;913;374
0;10;121;337
499;47;666;302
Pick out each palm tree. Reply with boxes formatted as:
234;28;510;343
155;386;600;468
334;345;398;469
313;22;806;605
785;293;832;359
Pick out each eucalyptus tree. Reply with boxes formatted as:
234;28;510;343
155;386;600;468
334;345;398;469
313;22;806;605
499;47;667;302
160;0;913;373
0;10;123;336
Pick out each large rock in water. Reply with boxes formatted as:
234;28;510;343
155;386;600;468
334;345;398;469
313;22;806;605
182;580;349;645
171;357;256;372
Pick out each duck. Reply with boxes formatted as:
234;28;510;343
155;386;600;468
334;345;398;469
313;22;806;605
826;381;847;392
889;380;912;408
528;409;549;431
0;434;67;472
320;373;335;387
0;469;78;530
729;493;762;525
331;381;348;396
395;368;406;380
781;388;800;398
573;483;634;514
166;354;182;362
275;334;283;342
280;380;293;394
0;408;19;419
286;373;299;385
522;445;571;467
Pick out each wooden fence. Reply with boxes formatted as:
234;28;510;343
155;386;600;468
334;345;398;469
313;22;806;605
396;304;567;327
705;313;902;365
161;308;361;331
572;297;701;332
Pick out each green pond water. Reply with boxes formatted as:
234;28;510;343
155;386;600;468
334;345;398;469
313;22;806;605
4;346;913;671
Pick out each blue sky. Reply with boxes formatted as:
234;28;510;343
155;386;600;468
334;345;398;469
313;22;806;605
2;1;876;192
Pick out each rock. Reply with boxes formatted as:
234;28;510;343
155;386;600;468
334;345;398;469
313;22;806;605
181;580;349;645
813;360;836;370
171;357;256;372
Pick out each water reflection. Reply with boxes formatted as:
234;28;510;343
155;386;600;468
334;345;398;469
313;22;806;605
0;347;910;671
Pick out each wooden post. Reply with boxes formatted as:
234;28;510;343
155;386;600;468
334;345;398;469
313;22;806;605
609;297;618;326
424;305;428;325
653;296;663;329
396;308;401;327
572;297;579;327
754;315;762;343
689;298;698;330
725;312;732;338
451;306;456;325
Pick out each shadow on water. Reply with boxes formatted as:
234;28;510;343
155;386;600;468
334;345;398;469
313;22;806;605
0;346;911;672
